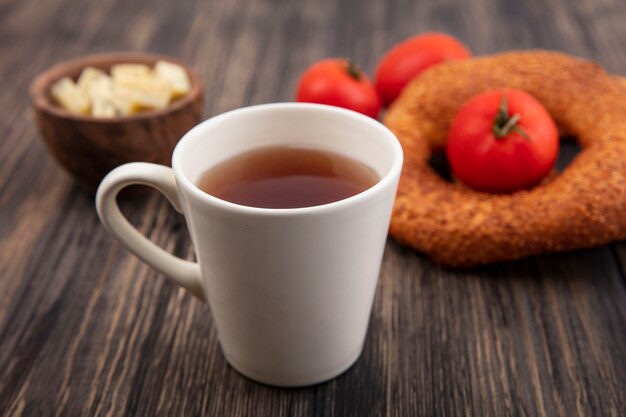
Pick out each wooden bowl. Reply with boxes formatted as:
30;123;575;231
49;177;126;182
29;52;204;187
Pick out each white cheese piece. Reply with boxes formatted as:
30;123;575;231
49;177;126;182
153;61;191;98
50;77;90;114
111;63;151;84
77;67;106;94
91;99;116;118
112;83;170;114
111;85;142;115
87;74;114;102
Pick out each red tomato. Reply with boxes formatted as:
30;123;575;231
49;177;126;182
296;59;380;118
375;33;471;106
446;89;559;193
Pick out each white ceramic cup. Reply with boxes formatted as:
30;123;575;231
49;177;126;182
96;103;403;387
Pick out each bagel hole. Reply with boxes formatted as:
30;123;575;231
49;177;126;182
428;137;581;182
428;149;454;182
556;136;582;171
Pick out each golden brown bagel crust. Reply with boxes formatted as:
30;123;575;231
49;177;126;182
384;51;626;266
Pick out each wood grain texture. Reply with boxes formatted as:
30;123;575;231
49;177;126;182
0;0;624;416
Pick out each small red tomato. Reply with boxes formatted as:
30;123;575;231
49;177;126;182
296;59;381;118
375;33;471;106
446;89;559;193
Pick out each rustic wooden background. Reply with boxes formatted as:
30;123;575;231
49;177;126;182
0;0;624;416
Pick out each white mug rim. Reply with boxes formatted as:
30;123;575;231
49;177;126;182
172;102;403;217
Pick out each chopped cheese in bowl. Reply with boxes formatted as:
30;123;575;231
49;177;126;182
29;52;203;186
50;61;192;118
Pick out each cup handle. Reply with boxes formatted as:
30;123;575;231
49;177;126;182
96;162;206;302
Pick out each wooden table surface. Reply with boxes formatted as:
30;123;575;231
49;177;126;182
1;0;625;416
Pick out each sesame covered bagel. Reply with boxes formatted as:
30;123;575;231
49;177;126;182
384;51;626;266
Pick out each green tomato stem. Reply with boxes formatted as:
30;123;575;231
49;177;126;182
345;60;362;81
493;95;530;140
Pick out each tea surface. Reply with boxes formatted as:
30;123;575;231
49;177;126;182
197;146;378;209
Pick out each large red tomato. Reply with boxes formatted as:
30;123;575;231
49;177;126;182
296;59;380;118
446;89;559;193
375;33;471;106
